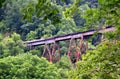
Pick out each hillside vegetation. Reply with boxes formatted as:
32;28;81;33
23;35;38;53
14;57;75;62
0;0;120;79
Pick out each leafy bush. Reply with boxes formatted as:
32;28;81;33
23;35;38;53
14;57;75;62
0;54;62;79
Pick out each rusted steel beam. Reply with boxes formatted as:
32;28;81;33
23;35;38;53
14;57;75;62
68;38;82;63
24;26;115;47
42;42;61;62
79;38;83;60
54;42;60;61
68;38;73;57
114;38;117;44
42;44;52;62
100;34;105;44
85;40;88;50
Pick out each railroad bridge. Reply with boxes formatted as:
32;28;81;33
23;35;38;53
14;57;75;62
24;26;115;63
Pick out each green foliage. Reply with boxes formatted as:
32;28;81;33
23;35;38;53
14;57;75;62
56;18;77;35
56;55;73;79
0;53;61;79
68;0;120;79
2;0;120;79
1;0;41;40
0;0;5;8
0;33;25;58
0;22;7;33
73;4;90;27
22;0;61;24
3;0;23;33
69;40;120;79
63;0;81;18
26;31;37;40
1;0;91;41
29;49;42;57
82;8;103;29
82;0;120;31
56;55;73;70
21;1;37;21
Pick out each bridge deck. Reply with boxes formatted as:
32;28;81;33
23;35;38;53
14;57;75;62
24;26;115;46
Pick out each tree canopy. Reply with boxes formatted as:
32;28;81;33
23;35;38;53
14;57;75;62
0;54;62;79
0;0;120;79
68;0;120;79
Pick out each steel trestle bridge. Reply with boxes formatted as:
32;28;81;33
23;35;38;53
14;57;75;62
24;26;115;63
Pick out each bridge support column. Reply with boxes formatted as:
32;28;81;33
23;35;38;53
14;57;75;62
114;38;117;44
56;42;60;61
79;37;83;60
42;44;52;62
42;42;60;63
79;38;89;55
68;38;81;63
29;44;35;50
51;42;60;62
100;34;105;44
85;40;88;50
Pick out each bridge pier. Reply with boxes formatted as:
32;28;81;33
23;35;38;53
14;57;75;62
85;40;88;50
68;38;82;63
42;44;52;62
114;38;117;44
42;42;60;63
29;44;35;50
67;36;90;63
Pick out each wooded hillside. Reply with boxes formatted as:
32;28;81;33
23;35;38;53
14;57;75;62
0;0;120;79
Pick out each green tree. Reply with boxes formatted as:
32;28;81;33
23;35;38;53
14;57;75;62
0;53;62;79
56;18;77;35
0;22;7;33
0;0;6;8
1;0;40;40
69;40;120;79
26;31;37;40
69;0;120;79
0;33;25;58
82;0;120;31
22;0;61;24
56;55;73;79
56;55;73;69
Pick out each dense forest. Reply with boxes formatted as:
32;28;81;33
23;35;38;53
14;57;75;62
0;0;120;79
